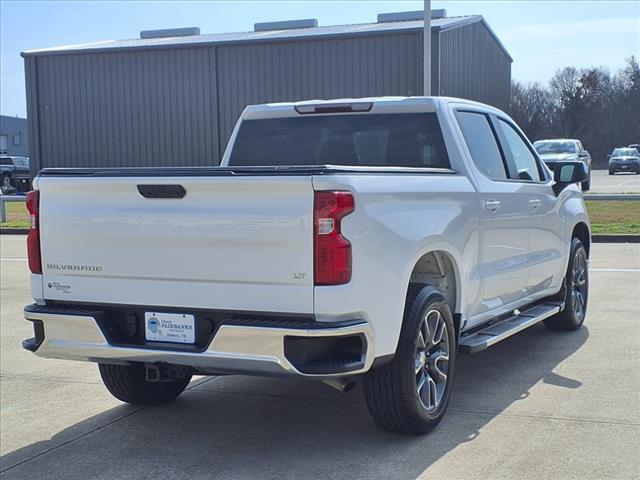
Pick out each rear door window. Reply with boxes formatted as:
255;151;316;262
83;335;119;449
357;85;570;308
496;119;543;182
455;111;508;180
228;113;450;168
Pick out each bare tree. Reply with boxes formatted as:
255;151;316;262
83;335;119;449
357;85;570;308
511;58;640;168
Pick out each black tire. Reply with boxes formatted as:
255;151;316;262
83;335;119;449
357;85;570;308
363;285;456;435
581;178;590;191
608;170;614;175
544;237;588;331
98;363;191;406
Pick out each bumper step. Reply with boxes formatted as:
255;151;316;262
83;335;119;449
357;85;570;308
459;301;563;354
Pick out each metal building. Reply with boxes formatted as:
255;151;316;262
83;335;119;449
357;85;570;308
22;10;512;172
0;115;29;157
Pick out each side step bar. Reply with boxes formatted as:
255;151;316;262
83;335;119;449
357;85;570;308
459;302;563;354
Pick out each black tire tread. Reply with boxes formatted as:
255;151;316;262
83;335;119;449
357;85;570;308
363;285;454;435
544;237;587;331
99;363;191;406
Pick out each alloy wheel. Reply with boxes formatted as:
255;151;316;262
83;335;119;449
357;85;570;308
414;308;450;412
571;249;588;320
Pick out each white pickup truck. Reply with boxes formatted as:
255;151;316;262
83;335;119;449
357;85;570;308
23;97;591;435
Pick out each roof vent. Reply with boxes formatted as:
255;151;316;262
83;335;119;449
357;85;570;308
377;9;446;23
140;27;201;39
254;19;318;32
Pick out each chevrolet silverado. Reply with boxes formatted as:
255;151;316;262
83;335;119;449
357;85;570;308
22;97;591;434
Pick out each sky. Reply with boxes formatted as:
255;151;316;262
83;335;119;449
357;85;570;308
1;0;639;117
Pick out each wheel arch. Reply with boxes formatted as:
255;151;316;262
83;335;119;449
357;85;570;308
404;249;461;328
572;222;591;258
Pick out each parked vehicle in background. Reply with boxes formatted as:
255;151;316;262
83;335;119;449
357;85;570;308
533;139;591;191
608;147;640;174
0;156;31;194
22;96;591;435
628;144;640;153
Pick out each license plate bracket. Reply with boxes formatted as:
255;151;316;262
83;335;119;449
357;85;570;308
145;312;195;344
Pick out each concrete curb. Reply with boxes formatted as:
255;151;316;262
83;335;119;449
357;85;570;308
592;235;640;243
584;194;640;201
0;228;29;235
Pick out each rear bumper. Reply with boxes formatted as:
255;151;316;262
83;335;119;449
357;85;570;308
609;162;640;172
23;304;375;378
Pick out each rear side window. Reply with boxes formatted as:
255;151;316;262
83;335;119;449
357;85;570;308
497;119;542;182
456;111;507;180
228;113;450;168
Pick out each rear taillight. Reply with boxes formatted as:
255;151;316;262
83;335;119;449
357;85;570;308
26;190;41;274
314;191;354;285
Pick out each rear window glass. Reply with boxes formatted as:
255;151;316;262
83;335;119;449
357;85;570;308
228;113;450;168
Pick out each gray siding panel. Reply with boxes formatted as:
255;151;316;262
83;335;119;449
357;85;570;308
33;48;219;168
438;22;511;111
25;21;511;171
0;115;30;157
216;33;422;153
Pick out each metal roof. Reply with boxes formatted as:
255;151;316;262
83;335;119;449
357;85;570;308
21;14;510;60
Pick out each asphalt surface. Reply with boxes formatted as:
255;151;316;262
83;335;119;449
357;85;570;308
589;169;640;193
1;236;639;480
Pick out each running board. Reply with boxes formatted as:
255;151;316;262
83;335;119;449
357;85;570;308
459;302;563;354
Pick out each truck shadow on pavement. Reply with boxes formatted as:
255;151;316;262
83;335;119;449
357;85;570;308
1;324;589;480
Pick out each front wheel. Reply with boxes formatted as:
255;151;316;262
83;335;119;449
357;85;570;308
544;237;588;331
363;285;456;435
99;363;191;406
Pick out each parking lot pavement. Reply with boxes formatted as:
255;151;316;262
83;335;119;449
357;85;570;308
1;235;639;480
589;169;640;193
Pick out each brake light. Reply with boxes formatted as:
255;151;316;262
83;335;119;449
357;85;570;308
314;191;354;285
26;190;41;274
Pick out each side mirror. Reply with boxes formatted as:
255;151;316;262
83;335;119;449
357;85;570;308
553;161;588;195
578;151;588;158
607;154;612;159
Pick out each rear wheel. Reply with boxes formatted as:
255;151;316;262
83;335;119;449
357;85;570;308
544;237;588;331
98;363;191;406
608;170;615;175
363;285;455;435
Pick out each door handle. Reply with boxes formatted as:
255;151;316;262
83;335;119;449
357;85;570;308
528;198;542;209
485;200;502;212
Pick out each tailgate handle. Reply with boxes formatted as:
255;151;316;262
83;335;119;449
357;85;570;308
137;184;186;199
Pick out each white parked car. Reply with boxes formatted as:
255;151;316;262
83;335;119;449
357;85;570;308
23;97;590;435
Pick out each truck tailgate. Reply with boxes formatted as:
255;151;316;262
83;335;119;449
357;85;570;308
37;175;314;313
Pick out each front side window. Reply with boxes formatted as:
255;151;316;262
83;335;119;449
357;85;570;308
456;111;507;180
228;113;450;168
498;119;542;182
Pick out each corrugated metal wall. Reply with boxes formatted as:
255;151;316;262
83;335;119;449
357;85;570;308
25;22;511;171
27;47;219;172
438;22;511;111
0;115;29;157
